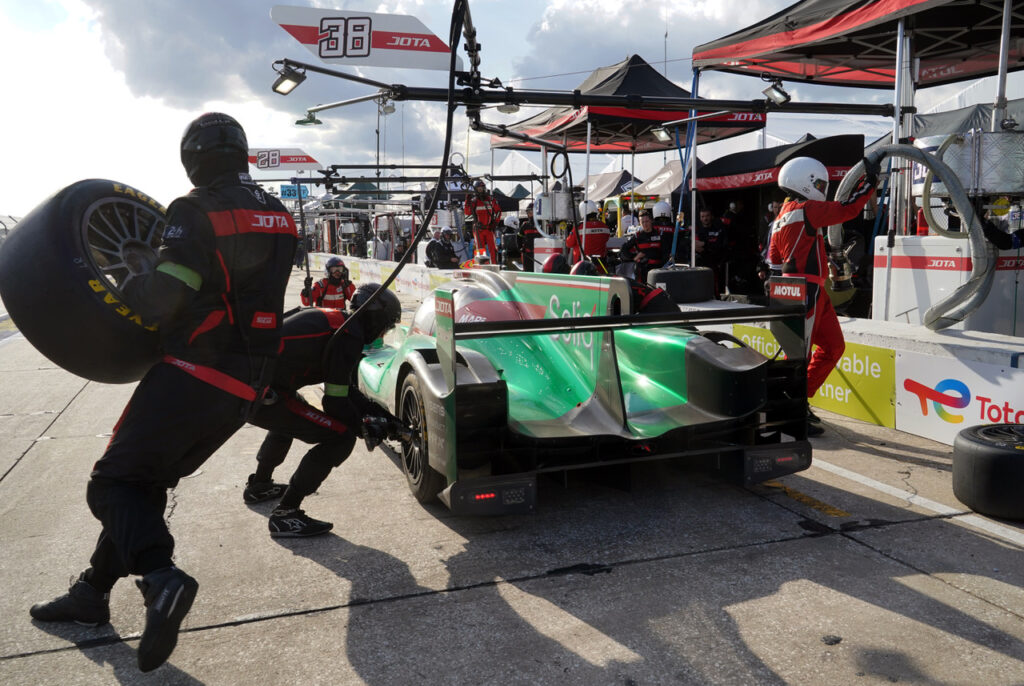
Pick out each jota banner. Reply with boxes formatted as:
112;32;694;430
896;351;1024;445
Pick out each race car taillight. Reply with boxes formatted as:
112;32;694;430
444;475;537;515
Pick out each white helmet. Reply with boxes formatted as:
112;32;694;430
578;199;599;217
653;200;672;219
503;214;519;229
778;156;829;202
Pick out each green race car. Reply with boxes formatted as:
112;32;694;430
358;268;813;514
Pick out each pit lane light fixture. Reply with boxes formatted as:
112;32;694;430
272;63;306;95
295;111;323;126
379;98;396;115
761;75;791;106
651;127;672;142
496;87;520;114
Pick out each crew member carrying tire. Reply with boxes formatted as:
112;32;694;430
769;155;876;434
243;284;407;537
301;256;355;309
566;200;611;263
464;178;501;264
30;112;298;673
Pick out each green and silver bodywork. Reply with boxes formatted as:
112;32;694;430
358;268;813;514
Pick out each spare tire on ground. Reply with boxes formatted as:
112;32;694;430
952;424;1024;521
0;179;164;383
647;266;715;303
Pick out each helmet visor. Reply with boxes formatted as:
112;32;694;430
812;178;828;195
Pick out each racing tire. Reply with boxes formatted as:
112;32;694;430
647;266;715;303
398;372;447;504
0;180;164;383
952;424;1024;521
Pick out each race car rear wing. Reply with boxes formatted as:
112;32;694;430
431;272;807;513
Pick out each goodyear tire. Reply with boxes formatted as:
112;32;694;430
0;179;164;383
952;424;1024;520
647;266;715;303
398;372;446;503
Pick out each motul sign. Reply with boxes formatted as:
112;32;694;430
770;281;805;301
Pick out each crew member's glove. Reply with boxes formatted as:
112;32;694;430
862;156;881;187
361;414;414;451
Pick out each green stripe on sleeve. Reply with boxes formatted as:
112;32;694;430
156;262;202;290
324;383;349;397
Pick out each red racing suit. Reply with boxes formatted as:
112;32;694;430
768;180;873;397
301;277;356;309
566;220;611;262
464;194;502;261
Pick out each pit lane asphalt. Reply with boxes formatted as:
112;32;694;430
1;267;1023;685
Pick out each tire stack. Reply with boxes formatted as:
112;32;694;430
952;424;1024;520
647;266;715;303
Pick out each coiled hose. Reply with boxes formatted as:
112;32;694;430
831;144;996;330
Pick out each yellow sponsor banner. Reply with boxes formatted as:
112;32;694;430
732;324;896;428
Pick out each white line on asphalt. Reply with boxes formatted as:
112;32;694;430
815;459;1024;548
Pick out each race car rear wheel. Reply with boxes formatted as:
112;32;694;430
952;424;1024;520
0;179;163;383
399;372;446;503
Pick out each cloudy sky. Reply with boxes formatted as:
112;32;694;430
1;0;1020;216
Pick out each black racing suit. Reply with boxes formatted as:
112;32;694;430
248;307;375;509
621;228;664;282
85;171;296;591
426;237;459;269
519;219;540;271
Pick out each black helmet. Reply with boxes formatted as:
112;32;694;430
570;260;598;276
350;283;402;342
542;253;570;274
472;178;487;195
325;256;348;282
180;112;248;186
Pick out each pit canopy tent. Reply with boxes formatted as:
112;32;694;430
490;55;765;153
695;134;864;191
579;170;643;201
692;0;1024;89
633;158;705;197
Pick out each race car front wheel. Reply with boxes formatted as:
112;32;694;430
399;372;446;503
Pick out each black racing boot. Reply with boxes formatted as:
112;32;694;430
268;508;333;538
243;473;288;504
30;573;110;626
135;566;198;672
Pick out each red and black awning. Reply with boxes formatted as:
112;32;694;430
693;0;1023;89
491;55;765;153
694;134;864;191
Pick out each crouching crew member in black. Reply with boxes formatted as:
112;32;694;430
29;113;297;673
244;284;404;537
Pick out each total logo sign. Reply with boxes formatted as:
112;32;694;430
896;350;1024;445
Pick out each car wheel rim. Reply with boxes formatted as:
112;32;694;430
975;424;1024;445
82;197;165;295
401;385;426;484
